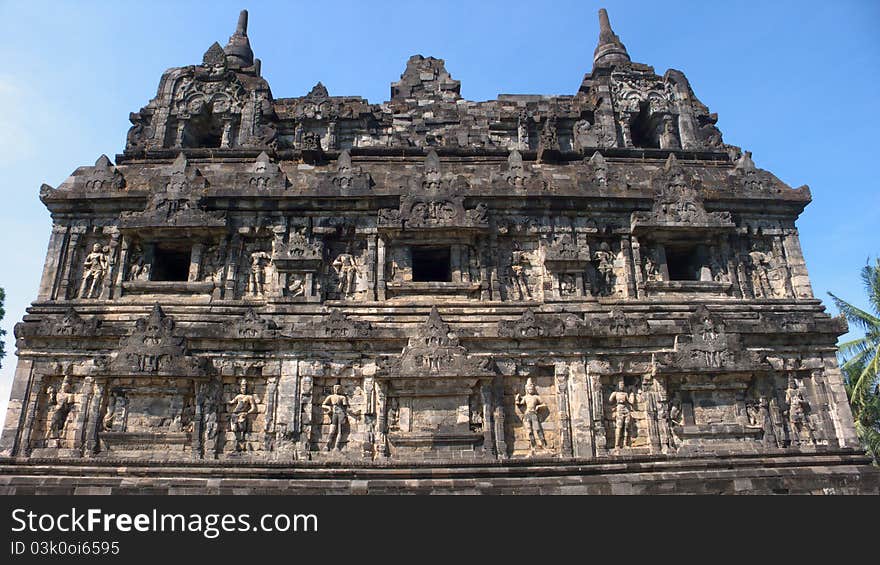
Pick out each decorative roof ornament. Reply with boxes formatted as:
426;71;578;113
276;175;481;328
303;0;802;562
224;10;254;68
203;42;227;68
307;82;329;99
593;9;631;69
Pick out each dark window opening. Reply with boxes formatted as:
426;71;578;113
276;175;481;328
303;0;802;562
629;101;660;149
412;247;451;282
152;246;191;281
182;108;224;148
665;247;699;281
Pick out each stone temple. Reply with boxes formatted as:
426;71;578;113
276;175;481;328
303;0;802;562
1;9;877;494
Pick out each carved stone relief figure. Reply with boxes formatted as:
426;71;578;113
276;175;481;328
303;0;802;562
227;378;257;452
201;378;222;456
515;378;547;451
127;243;151;281
747;248;773;298
517;110;530;150
332;252;359;298
322;384;349;451
591;242;615;296
785;377;815;447
201;244;225;283
248;250;271;297
659;116;680;150
708;247;730;283
644;247;662;282
77;243;109;298
573;118;599;151
746;394;778;448
469;386;483;433
510;248;533;300
608;379;635;449
102;392;127;431
46;376;75;440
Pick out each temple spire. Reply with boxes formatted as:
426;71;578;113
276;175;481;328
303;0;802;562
224;9;254;68
593;8;630;69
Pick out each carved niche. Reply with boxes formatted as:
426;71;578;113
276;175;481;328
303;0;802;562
378;308;496;457
391;307;490;377
125;12;277;153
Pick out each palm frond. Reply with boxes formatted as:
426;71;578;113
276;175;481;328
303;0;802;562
860;258;880;315
828;292;880;333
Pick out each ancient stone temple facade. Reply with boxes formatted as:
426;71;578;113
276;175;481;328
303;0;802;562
1;10;877;494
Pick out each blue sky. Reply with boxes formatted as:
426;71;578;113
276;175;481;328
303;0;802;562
0;0;878;416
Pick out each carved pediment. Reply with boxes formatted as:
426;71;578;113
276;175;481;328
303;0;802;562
491;150;548;190
328;149;373;193
576;309;650;336
662;306;747;371
272;228;324;271
631;154;733;232
109;304;209;376
728;150;809;198
380;194;488;231
305;310;372;339
390;307;492;377
75;155;125;192
178;43;247;115
498;308;565;338
537;114;560;162
576;151;615;189
16;308;100;340
543;233;590;264
121;154;225;229
229;307;278;339
243;151;287;190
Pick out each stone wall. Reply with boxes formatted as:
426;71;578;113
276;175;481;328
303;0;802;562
2;9;875;493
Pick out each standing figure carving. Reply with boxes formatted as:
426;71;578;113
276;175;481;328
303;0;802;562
592;242;615;296
248;250;271;297
332;253;359;298
748;249;773;298
608;380;635;449
322;384;349;451
659;116;680;150
510;249;532;300
644;249;661;282
78;243;109;299
47;376;75;440
102;393;127;431
785;377;815;446
515;378;547;450
517;110;530;151
227;378;257;452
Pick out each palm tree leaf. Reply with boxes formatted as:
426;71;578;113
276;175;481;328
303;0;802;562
860;258;880;315
828;292;880;333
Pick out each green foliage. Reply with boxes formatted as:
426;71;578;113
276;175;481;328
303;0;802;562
829;257;880;463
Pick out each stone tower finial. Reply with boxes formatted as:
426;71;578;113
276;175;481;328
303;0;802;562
224;9;254;68
236;9;248;35
593;8;631;69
